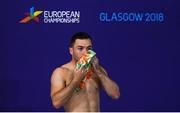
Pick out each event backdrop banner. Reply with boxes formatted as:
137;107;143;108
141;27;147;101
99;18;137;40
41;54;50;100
0;0;180;112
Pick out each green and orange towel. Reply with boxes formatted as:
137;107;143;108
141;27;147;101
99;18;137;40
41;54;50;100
75;50;96;92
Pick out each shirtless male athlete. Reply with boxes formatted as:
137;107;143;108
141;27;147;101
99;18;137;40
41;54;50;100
50;32;120;112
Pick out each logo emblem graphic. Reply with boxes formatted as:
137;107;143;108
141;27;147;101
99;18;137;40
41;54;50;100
20;7;43;23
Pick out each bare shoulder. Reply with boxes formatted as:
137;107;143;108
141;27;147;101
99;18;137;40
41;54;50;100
50;64;72;96
51;63;72;80
51;64;71;81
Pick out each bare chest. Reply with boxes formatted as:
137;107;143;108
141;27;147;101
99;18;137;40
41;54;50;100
66;72;100;93
64;74;100;111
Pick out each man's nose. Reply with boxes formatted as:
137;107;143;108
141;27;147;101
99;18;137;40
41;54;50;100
82;49;88;55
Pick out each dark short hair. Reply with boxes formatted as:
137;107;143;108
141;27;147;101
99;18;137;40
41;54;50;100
70;32;92;47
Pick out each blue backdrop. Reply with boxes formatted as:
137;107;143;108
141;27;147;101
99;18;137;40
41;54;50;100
0;0;180;111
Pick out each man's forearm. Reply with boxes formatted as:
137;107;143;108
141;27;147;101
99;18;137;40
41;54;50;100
95;69;120;99
51;79;79;108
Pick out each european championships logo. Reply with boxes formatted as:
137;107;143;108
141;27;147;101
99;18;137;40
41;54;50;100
20;7;43;23
20;7;80;24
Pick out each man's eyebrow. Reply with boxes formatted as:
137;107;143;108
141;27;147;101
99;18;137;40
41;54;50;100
77;46;84;48
77;45;92;48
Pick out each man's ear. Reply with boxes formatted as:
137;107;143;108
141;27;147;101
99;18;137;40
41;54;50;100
69;47;73;55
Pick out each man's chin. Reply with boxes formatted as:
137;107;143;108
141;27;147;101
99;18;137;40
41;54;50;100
73;56;81;62
74;58;79;63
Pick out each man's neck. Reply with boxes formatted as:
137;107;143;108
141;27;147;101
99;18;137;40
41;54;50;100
69;59;77;69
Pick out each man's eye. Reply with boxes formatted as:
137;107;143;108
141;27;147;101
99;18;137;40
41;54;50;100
78;48;83;50
87;48;92;50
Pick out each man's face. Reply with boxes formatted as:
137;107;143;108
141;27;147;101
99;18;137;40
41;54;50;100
70;39;92;61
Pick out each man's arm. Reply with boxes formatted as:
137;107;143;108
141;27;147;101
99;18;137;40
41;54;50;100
92;57;120;99
50;67;87;109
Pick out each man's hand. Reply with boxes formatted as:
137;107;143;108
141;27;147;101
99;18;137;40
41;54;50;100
92;56;101;72
73;66;88;83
